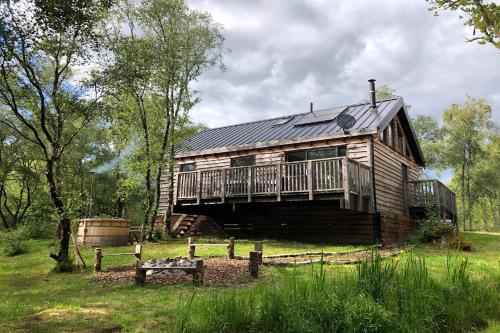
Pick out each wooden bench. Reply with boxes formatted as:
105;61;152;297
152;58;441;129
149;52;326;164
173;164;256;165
135;259;204;286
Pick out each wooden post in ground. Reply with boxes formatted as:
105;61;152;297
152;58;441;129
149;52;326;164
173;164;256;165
249;251;259;278
254;241;263;265
135;260;146;285
227;237;235;259
188;244;196;260
94;248;102;273
193;260;204;286
134;244;142;261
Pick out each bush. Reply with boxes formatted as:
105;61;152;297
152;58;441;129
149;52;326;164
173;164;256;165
420;221;455;243
0;229;27;256
448;235;473;251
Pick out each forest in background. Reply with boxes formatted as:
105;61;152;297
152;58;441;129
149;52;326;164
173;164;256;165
0;0;498;269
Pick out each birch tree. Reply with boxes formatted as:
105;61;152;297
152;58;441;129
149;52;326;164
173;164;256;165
0;0;112;270
101;0;226;238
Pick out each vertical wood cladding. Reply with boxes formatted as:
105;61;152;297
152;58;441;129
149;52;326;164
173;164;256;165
174;201;375;244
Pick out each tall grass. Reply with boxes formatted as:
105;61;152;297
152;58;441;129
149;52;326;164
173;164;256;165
174;252;500;333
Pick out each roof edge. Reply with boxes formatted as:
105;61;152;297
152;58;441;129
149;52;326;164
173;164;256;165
175;127;378;159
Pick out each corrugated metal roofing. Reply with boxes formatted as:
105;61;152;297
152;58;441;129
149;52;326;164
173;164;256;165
179;97;402;152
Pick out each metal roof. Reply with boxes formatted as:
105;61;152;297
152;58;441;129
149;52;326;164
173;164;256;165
177;97;425;166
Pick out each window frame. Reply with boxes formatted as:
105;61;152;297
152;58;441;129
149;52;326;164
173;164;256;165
284;145;347;162
230;155;256;168
179;162;197;172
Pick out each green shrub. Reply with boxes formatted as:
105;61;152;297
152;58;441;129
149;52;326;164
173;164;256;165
448;235;473;251
420;221;455;243
0;229;27;256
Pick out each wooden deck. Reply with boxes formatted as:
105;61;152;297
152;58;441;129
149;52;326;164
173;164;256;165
407;179;457;222
175;157;372;211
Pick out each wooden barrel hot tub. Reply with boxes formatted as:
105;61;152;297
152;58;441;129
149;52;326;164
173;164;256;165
76;218;131;247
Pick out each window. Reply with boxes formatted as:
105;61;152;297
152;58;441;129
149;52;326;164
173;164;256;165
285;146;347;162
180;162;196;172
401;164;409;182
230;156;255;167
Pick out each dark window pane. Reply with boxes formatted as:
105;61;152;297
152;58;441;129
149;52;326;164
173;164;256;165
180;163;196;172
401;164;408;182
338;146;347;157
307;147;338;160
285;151;306;162
231;156;255;167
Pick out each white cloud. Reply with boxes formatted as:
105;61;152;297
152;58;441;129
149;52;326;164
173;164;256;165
188;0;500;128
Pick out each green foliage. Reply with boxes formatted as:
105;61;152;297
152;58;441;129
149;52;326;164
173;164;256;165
427;0;500;48
413;95;499;232
412;115;444;171
0;229;26;257
175;253;500;332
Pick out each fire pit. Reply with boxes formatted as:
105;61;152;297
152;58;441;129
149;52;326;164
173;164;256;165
135;257;204;285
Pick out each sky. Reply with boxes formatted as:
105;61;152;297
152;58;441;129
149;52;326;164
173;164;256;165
186;0;500;129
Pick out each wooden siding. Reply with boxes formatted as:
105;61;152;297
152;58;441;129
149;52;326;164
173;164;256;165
159;136;371;214
380;211;419;243
175;201;375;244
373;138;420;215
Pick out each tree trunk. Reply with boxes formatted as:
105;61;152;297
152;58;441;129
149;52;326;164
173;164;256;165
46;159;71;271
164;148;175;235
115;197;124;218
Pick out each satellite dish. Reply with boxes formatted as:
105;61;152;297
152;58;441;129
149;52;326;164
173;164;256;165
337;114;356;131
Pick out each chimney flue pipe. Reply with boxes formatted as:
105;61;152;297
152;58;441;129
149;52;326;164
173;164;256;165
368;79;376;109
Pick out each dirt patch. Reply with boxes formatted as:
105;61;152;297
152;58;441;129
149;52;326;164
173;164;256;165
91;258;251;286
263;246;409;266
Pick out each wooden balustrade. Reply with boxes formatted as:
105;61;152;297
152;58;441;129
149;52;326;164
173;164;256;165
407;179;456;215
176;157;372;207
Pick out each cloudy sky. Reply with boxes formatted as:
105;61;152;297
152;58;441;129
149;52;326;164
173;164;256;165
186;0;499;129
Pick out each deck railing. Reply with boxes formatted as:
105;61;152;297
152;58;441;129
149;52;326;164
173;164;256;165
407;179;457;215
176;157;371;208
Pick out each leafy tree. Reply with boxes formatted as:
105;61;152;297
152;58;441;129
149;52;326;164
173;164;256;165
0;122;40;229
427;0;500;48
100;0;226;238
0;0;112;270
441;96;495;231
469;133;499;230
412;115;444;171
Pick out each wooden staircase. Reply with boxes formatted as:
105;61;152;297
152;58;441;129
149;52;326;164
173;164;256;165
155;214;225;237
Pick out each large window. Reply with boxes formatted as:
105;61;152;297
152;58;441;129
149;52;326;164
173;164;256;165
180;162;196;172
230;155;255;167
285;146;347;162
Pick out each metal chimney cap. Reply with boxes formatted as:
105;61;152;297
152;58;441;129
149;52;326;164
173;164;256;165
368;79;376;83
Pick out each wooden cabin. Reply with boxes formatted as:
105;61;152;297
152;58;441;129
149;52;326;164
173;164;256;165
159;81;457;244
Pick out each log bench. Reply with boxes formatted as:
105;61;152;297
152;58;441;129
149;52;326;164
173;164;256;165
135;259;204;286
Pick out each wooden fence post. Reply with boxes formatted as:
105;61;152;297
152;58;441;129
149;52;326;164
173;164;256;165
188;244;196;260
134;244;142;261
254;241;263;265
94;248;102;273
193;260;204;286
249;251;259;278
227;237;235;259
135;260;146;285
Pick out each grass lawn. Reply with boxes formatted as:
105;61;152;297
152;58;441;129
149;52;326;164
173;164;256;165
0;233;498;332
